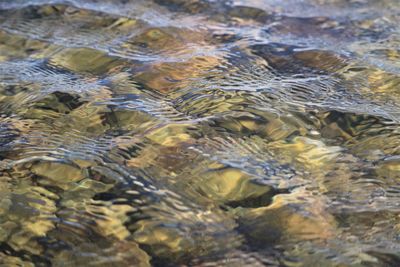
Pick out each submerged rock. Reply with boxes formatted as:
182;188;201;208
50;48;125;75
196;167;274;206
236;189;337;245
268;136;342;169
0;0;399;265
135;56;221;94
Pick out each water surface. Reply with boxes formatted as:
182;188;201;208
0;0;400;266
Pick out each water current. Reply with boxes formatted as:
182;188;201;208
0;0;400;266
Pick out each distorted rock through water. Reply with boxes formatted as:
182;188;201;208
0;0;400;266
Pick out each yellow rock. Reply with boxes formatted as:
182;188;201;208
367;69;400;94
350;134;400;157
135;56;221;94
72;159;94;169
269;136;342;169
0;195;11;216
385;48;400;61
126;140;197;170
146;123;195;147
7;210;55;255
294;49;348;72
66;104;110;135
4;186;58;246
31;161;86;190
197;167;272;203
237;188;336;243
127;26;218;95
127;27;206;53
376;157;400;180
49;48;123;75
88;203;135;240
264;118;299;141
107;17;138;33
321;122;353;141
23;219;55;237
129;200;241;263
127;147;158;168
8;230;42;255
239;119;259;131
109;240;151;267
133;220;186;255
31;161;84;182
105;110;156;132
0;31;51;61
0;221;17;242
51;239;151;267
36;4;67;16
129;28;178;51
0;252;35;267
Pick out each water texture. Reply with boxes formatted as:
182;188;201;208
0;0;399;266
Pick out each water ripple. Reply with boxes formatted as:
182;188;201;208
1;0;400;266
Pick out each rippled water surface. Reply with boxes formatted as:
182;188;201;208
0;0;400;266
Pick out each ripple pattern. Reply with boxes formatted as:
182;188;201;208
0;0;400;266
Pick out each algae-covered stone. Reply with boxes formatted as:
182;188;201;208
145;123;196;147
0;30;51;61
27;91;86;115
51;238;151;267
293;49;348;72
236;189;336;244
177;91;248;118
88;202;135;240
341;66;400;101
106;17;138;34
367;69;400;94
0;221;17;242
124;26;206;55
263;117;300;141
2;186;58;256
269;136;342;169
228;5;269;22
350;134;400;158
128;28;182;52
126;146;159;169
215;115;265;135
135;56;220;94
131;208;240;264
206;108;311;140
133;220;188;255
61;103;110;135
30;160;87;190
31;161;84;182
50;48;124;75
0;253;35;267
103;109;156;132
196;167;273;205
154;0;211;14
375;156;400;180
61;178;114;209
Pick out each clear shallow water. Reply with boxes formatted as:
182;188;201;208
0;0;399;266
